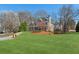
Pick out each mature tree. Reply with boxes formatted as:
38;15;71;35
18;11;33;25
2;11;20;33
59;5;76;32
0;12;5;33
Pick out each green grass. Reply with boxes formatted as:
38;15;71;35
0;32;79;54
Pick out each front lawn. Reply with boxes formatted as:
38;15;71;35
0;32;79;54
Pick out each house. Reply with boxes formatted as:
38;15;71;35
29;18;47;32
28;16;54;33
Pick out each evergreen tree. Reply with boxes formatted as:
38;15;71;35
76;21;79;32
19;22;27;31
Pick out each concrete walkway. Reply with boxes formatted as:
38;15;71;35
0;32;22;41
0;36;14;40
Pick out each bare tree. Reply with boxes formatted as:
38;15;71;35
34;10;48;18
2;11;20;33
59;5;75;32
18;11;33;25
0;12;5;33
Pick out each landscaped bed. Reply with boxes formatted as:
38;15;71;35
32;31;53;35
0;32;79;53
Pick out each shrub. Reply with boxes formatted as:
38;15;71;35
76;21;79;32
54;29;62;34
19;22;27;31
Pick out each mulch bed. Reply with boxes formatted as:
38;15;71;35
32;31;53;35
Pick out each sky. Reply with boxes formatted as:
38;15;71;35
0;4;79;15
0;4;79;22
0;4;62;14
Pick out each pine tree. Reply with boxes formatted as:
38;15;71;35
76;21;79;32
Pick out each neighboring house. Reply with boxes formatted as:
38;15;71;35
68;20;76;32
